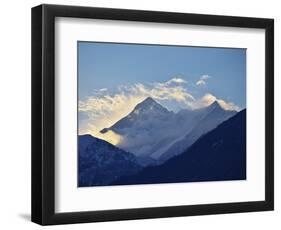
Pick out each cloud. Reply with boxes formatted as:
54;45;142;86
201;75;211;80
79;77;240;135
150;77;194;103
196;74;211;86
79;77;195;135
79;93;145;135
164;77;187;85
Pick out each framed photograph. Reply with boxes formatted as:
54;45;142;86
31;4;274;225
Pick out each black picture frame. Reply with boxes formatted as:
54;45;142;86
31;4;274;225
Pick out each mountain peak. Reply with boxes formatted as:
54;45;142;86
208;100;223;110
200;100;225;115
134;97;168;113
211;100;220;106
143;96;154;102
101;97;171;134
139;97;157;106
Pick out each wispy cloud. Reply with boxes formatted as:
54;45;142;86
79;93;145;135
196;74;211;86
79;77;240;135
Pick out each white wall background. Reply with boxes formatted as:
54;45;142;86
0;0;278;229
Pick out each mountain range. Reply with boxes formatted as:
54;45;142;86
99;97;237;161
78;97;244;187
112;109;246;185
158;100;237;161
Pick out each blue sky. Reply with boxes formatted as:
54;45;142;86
78;41;246;135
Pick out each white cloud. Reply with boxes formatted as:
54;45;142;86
164;77;187;85
79;93;145;135
201;75;211;80
79;77;195;135
196;74;211;86
79;77;240;135
196;79;206;86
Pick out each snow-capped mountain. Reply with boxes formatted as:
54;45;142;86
100;97;177;158
158;100;237;161
112;109;246;186
78;134;141;186
100;97;173;134
98;97;237;161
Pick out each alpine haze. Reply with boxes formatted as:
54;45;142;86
112;109;246;185
99;97;237;160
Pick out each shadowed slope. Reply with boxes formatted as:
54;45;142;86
112;109;246;185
